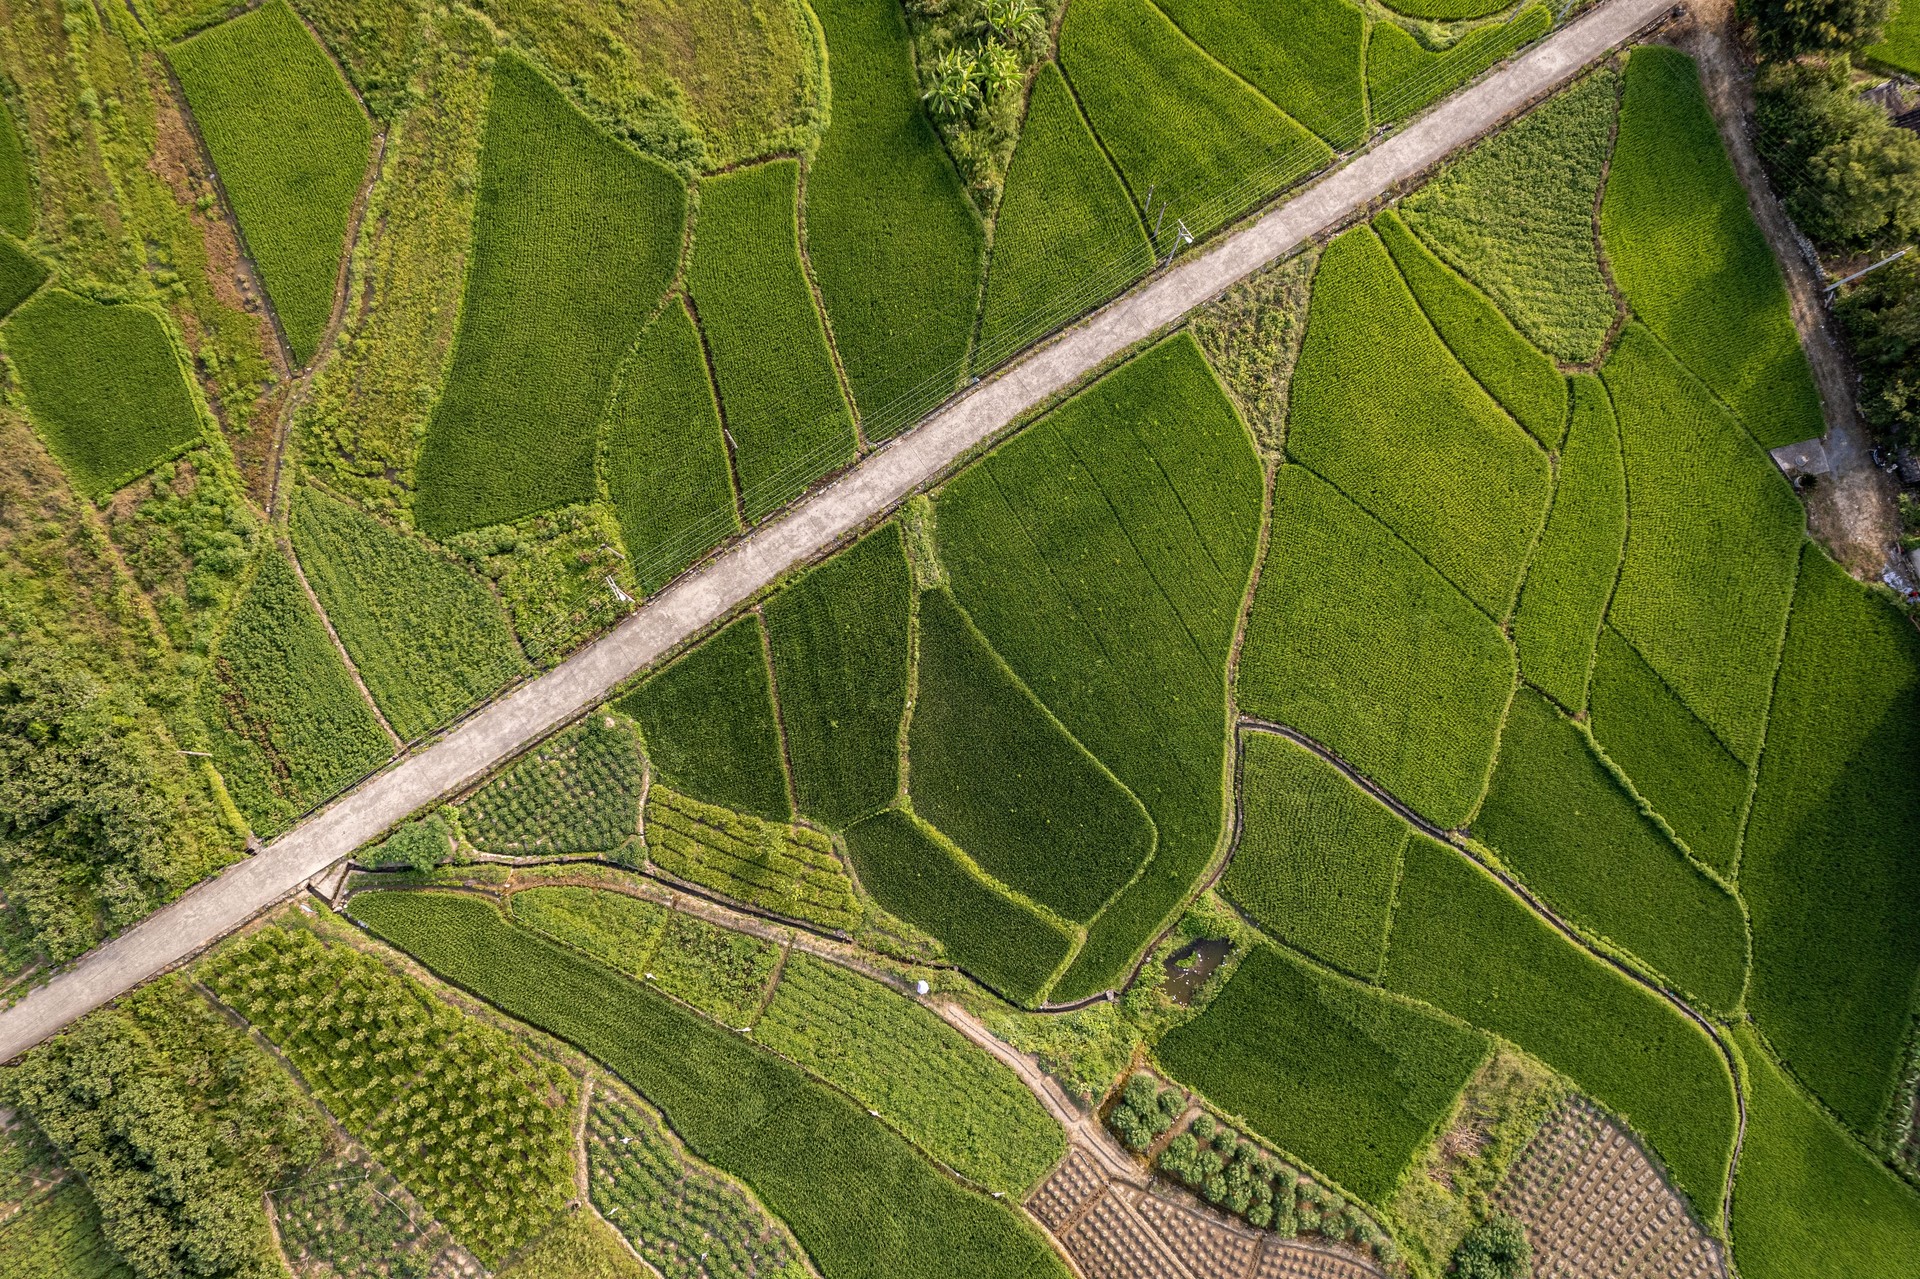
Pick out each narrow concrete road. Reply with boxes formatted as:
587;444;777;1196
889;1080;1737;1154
0;0;1675;1065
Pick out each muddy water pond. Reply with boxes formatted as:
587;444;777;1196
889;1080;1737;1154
1163;937;1232;1006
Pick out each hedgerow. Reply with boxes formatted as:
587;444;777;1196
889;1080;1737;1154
1155;0;1367;149
1587;627;1750;875
1059;0;1332;238
909;587;1153;924
507;886;779;1027
291;486;527;740
645;786;860;931
1238;466;1514;828
1402;67;1619;362
762;524;911;829
935;335;1263;1000
757;952;1066;1194
1511;375;1624;712
805;0;981;434
1368;8;1552;129
350;891;1074;1279
1741;545;1920;1135
586;1087;808;1279
1600;323;1802;763
0;101;30;237
602;297;740;593
844;809;1074;1006
4;290;203;499
1222;731;1409;980
1156;944;1487;1205
458;714;646;856
415;52;686;536
1375;210;1566;447
619;615;791;821
198;551;390;836
1600;47;1822;448
201;924;576;1264
1286;226;1550;617
1160;1111;1395;1253
1382;836;1738;1213
1726;1024;1920;1279
688;159;856;522
975;61;1153;368
0;234;44;318
169;1;369;364
1473;689;1749;1015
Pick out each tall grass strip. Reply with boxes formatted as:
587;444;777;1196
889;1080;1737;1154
762;523;911;830
757;952;1067;1194
1223;731;1409;980
1474;688;1749;1014
1153;0;1368;149
935;335;1263;1000
291;486;527;740
416;53;685;535
1376;210;1567;447
459;715;646;855
1368;8;1552;129
688;159;856;522
1512;375;1624;712
619;614;791;822
1741;545;1920;1136
1383;836;1738;1213
1240;467;1514;828
1286;226;1550;617
602;297;740;594
1059;0;1331;239
805;0;982;435
1726;1024;1920;1279
645;787;860;931
1156;944;1488;1205
1600;324;1802;763
0;101;31;238
352;890;1074;1279
1587;627;1749;875
910;588;1154;924
1402;67;1618;362
0;235;46;318
4;290;204;499
198;552;390;835
844;810;1074;1006
976;62;1153;368
169;0;370;365
1600;47;1822;448
1373;0;1511;19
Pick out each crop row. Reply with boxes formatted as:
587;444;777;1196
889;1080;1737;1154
202;924;576;1263
460;714;647;856
350;890;1072;1279
645;787;859;932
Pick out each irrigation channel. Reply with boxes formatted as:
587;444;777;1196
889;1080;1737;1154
0;0;1678;1067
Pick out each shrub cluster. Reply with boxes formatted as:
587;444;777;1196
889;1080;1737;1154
904;0;1054;199
1106;1073;1183;1153
1156;1113;1394;1260
1450;1213;1532;1279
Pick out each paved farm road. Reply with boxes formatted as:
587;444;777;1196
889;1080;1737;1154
0;0;1676;1064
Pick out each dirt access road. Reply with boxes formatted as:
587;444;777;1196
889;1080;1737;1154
0;0;1676;1065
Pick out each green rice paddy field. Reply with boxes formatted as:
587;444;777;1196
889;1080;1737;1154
3;9;1916;1279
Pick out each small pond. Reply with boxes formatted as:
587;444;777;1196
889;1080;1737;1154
1162;937;1232;1006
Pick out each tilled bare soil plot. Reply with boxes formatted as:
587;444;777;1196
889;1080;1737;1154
1496;1095;1725;1279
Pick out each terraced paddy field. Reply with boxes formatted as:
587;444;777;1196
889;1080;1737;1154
0;10;1914;1279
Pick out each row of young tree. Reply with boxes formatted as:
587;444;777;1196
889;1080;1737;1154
1745;0;1920;442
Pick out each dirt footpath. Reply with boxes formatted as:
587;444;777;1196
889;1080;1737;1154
1670;0;1903;579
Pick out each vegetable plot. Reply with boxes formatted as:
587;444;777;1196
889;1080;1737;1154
458;714;646;856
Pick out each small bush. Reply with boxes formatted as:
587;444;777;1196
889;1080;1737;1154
1451;1213;1531;1279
